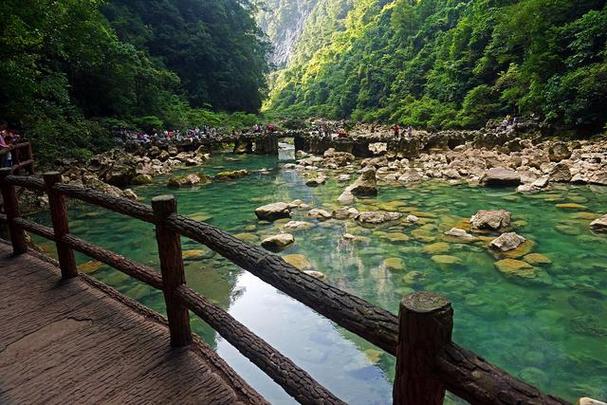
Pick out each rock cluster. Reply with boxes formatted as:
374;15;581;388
287;129;607;196
56;146;210;202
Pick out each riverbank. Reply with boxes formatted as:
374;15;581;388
16;121;607;217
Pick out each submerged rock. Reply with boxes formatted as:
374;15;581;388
357;211;402;225
385;232;411;243
470;210;512;231
555;203;587;210
283;221;314;232
490;232;526;252
255;202;291;221
384;257;406;271
78;260;104;273
215;169;248;181
349;167;378;197
283;254;313;271
422;242;450;255
523;253;552;265
495;259;536;278
431;255;462;265
261;233;294;252
402;271;425;285
481;167;521;187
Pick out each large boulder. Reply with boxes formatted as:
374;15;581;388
261;233;294;252
255;202;291;221
590;215;607;233
490;232;526;252
357;211;402;225
549;162;572;183
337;189;355;205
470;210;512;231
349;167;378;197
548;142;571;162
481;168;521;187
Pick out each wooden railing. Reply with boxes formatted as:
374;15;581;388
0;168;569;404
1;142;34;174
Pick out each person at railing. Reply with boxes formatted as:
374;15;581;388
0;129;11;168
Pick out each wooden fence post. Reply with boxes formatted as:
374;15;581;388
43;172;78;279
393;291;453;405
152;195;192;347
0;168;28;254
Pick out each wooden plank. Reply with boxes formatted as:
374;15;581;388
0;242;266;405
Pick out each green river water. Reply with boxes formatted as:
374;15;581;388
33;153;607;404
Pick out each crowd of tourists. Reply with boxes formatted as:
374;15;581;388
116;123;283;147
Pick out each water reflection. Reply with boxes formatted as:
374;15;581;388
30;153;607;402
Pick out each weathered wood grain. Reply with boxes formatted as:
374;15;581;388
0;242;266;405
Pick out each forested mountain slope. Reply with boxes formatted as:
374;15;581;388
104;0;269;112
267;0;607;131
0;0;269;162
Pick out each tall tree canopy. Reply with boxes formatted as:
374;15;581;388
267;0;607;131
0;0;270;162
103;0;271;112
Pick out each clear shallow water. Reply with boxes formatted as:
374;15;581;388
33;154;607;403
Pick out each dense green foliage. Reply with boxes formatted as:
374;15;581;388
104;0;270;112
267;0;607;131
0;0;268;163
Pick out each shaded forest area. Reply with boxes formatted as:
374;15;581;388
0;0;269;162
268;0;607;132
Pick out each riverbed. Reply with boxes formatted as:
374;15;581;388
33;153;607;403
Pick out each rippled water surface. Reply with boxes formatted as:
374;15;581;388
33;154;607;403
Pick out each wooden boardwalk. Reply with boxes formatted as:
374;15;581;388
0;242;265;405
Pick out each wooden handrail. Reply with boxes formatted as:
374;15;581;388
1;142;34;175
176;285;345;404
0;171;570;404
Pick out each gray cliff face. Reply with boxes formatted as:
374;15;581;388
258;0;320;68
